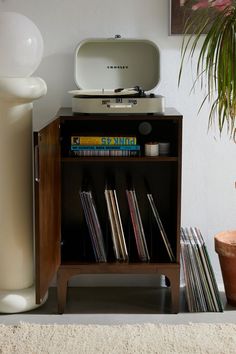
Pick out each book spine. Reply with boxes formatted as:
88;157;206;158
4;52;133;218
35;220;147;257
72;150;139;157
71;145;140;151
71;136;137;145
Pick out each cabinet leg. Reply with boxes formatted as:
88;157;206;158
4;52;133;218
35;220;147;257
57;269;68;314
170;276;180;314
163;268;180;314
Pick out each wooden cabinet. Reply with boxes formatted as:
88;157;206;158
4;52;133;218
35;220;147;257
34;107;182;313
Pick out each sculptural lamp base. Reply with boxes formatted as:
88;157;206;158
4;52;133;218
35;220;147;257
0;78;47;313
0;286;48;314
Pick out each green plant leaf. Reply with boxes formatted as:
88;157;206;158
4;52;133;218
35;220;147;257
179;2;236;138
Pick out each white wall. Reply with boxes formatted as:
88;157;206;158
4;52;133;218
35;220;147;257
1;0;235;286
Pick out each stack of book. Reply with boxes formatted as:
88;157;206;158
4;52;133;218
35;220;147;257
71;136;140;157
181;227;223;312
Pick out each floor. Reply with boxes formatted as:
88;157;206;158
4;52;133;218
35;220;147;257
0;287;236;325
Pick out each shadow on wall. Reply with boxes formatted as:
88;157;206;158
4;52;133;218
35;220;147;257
33;53;76;131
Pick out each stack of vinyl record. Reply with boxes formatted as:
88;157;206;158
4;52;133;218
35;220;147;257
126;189;150;262
105;188;128;261
80;190;107;262
79;185;176;264
181;227;223;312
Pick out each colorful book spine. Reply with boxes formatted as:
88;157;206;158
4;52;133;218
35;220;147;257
72;150;139;157
71;136;137;146
71;145;140;151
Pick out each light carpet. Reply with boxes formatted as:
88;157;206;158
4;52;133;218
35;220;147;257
0;322;236;354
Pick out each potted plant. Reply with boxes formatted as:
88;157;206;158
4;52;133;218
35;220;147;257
179;0;236;306
215;231;236;306
179;0;236;139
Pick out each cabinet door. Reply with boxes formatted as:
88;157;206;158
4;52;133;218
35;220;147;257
34;119;61;304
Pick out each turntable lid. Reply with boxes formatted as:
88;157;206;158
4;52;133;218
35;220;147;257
74;36;160;91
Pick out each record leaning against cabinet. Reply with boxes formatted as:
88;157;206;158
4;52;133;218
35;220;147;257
34;107;182;313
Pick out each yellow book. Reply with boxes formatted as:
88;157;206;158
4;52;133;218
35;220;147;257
71;136;137;146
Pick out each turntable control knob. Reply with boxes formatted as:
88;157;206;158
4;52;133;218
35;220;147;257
149;93;155;98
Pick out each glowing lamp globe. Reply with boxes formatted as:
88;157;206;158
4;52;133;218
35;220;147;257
0;12;44;77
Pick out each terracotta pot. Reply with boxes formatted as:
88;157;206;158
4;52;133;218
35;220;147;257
215;231;236;306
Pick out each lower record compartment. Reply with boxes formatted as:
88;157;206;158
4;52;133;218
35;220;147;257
61;222;175;264
61;162;178;264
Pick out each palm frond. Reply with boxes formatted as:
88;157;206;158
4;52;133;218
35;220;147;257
179;3;236;138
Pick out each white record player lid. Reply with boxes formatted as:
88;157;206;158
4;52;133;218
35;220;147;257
72;36;160;95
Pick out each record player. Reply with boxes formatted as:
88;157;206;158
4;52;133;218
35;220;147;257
69;36;165;114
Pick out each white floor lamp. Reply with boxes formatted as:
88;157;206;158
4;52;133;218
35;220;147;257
0;12;47;313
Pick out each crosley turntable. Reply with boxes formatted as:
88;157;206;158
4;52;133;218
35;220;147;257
69;36;165;114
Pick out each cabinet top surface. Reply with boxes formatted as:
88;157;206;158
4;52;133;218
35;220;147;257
35;107;183;132
56;107;182;118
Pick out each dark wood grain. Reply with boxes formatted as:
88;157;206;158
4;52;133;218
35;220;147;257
62;156;179;163
57;263;180;314
35;108;182;313
34;119;61;304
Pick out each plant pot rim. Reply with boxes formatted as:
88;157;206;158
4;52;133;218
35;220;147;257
215;230;236;258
